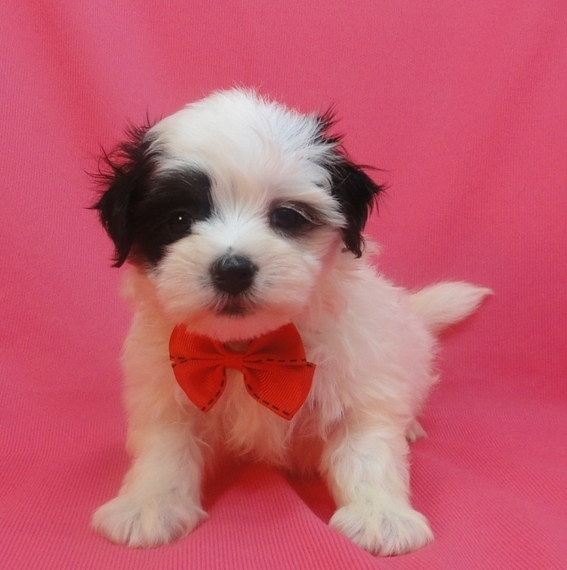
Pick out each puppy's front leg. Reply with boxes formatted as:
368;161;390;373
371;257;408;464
321;410;433;555
92;419;206;548
92;315;207;548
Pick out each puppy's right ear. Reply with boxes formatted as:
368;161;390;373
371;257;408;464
93;124;156;267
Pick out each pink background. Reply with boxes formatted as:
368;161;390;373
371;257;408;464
1;1;566;568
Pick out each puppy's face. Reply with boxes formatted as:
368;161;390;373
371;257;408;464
95;90;383;341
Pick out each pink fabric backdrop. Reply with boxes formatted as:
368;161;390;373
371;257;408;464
1;1;566;568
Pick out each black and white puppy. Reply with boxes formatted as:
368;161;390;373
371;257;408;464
92;89;490;555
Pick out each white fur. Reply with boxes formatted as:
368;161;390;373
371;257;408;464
92;89;490;554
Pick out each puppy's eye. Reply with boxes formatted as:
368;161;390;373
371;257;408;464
168;211;192;238
270;206;312;234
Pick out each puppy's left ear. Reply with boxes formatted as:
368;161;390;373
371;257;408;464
316;113;385;257
326;157;385;258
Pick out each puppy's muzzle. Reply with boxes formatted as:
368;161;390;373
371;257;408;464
210;254;257;296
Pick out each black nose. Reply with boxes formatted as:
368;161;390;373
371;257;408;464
210;255;257;295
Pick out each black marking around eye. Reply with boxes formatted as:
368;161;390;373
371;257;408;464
129;168;212;264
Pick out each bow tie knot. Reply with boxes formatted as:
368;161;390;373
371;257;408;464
169;323;315;420
224;352;245;371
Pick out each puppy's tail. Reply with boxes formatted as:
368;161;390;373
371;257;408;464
410;282;492;333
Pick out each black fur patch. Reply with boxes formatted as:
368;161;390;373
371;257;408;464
316;114;385;258
128;169;212;265
93;125;212;266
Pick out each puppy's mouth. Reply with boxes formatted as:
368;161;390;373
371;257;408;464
214;296;256;317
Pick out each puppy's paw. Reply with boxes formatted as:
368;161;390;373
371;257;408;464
92;494;207;548
329;501;433;556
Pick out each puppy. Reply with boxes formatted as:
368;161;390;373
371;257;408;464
92;89;490;555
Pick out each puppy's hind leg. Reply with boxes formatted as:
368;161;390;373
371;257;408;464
320;410;433;556
406;419;427;443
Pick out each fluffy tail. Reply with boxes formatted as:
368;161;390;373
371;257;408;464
410;282;492;333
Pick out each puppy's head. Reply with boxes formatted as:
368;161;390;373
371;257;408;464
95;89;383;341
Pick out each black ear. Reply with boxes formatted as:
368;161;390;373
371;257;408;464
93;123;156;267
326;158;385;258
316;113;385;257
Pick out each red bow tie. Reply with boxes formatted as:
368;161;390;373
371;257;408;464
169;323;315;420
